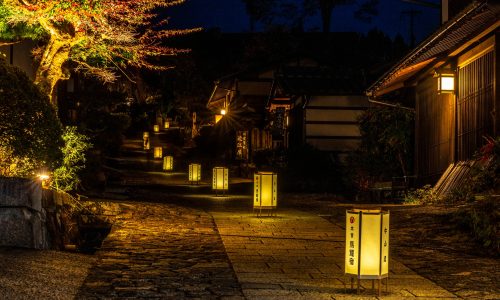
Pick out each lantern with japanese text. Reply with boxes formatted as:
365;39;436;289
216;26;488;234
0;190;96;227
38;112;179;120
253;172;277;215
163;156;173;171
212;167;228;195
345;209;389;295
153;147;162;159
189;163;201;184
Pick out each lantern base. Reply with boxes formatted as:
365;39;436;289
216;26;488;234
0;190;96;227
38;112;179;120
344;274;388;296
253;206;277;217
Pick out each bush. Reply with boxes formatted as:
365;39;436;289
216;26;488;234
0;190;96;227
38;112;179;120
0;57;62;177
52;127;92;191
454;196;499;256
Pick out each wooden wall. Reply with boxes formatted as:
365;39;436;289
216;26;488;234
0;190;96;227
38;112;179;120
415;77;455;184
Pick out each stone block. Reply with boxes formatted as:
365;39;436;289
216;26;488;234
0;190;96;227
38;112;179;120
0;207;48;249
0;177;42;212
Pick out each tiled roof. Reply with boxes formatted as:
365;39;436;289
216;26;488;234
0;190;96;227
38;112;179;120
367;0;500;96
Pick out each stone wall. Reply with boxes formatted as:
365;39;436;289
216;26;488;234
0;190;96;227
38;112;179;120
0;177;48;249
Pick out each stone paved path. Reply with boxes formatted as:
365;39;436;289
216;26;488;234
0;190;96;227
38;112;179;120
212;209;458;300
76;202;243;299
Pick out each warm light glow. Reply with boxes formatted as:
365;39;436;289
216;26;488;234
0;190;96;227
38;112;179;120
212;167;229;192
163;156;173;171
437;73;455;93
154;147;162;159
189;163;201;183
153;125;160;132
38;174;50;181
254;172;277;210
220;109;226;115
345;209;389;279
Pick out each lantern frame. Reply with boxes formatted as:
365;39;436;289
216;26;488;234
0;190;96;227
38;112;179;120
212;167;229;196
189;163;201;184
163;156;173;171
345;209;389;295
253;172;278;216
153;147;162;159
435;71;455;94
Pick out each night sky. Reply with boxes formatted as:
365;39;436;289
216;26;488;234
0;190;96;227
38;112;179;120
168;0;441;44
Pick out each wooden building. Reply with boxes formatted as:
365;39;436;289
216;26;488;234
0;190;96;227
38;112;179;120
269;62;368;160
366;1;499;189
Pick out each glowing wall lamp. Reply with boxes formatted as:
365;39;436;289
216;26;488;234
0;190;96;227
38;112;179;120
189;163;201;184
436;71;455;94
212;167;228;196
153;147;162;159
153;124;160;133
345;209;389;296
253;172;277;216
163;156;173;171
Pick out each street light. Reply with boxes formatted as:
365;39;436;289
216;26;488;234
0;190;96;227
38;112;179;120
345;209;390;295
212;167;228;196
253;172;277;216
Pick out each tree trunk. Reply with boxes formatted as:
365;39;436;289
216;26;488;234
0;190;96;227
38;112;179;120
35;37;71;106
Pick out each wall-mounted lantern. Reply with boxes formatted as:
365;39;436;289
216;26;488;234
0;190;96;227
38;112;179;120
212;167;228;196
189;163;201;184
163;156;173;171
345;209;389;296
253;172;277;216
153;147;162;159
153;124;160;133
435;71;455;94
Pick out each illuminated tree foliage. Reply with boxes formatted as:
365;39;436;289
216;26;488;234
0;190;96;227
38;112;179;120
0;0;199;104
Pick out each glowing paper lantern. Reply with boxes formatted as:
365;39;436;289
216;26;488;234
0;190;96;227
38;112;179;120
189;163;201;184
436;72;455;94
345;209;389;295
153;147;162;159
253;172;277;215
153;125;160;132
212;167;228;195
163;156;173;171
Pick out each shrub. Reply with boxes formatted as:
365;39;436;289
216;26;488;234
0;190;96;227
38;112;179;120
0;57;62;177
52;126;92;191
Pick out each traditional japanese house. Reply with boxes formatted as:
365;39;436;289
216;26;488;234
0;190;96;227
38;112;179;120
207;69;273;162
268;60;369;161
366;0;499;193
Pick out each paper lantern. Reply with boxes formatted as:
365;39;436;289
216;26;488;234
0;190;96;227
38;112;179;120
436;72;455;94
253;172;277;215
189;163;201;184
345;209;389;295
153;125;160;132
163;156;173;171
212;167;228;195
153;147;162;159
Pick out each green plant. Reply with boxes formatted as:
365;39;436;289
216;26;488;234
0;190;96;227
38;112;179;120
52;126;92;191
404;184;440;204
454;196;499;255
0;57;62;177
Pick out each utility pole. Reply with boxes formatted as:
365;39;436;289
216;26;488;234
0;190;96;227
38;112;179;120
401;9;422;48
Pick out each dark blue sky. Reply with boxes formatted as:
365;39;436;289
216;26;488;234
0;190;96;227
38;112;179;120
167;0;441;44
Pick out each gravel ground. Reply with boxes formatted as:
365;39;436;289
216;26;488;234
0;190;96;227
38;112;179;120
0;248;96;300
